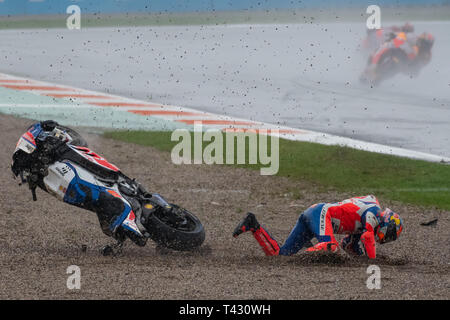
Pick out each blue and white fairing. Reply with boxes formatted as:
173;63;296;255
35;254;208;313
14;123;143;237
43;159;143;237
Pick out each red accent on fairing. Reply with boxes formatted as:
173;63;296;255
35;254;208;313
253;227;280;256
128;211;136;221
393;37;405;48
107;190;122;198
371;47;389;64
23;131;36;146
73;146;120;172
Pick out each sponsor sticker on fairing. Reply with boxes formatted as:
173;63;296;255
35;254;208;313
122;211;142;236
15;136;36;154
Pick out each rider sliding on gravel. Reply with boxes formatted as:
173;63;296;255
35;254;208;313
232;195;403;259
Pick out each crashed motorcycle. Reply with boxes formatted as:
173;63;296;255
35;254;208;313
11;121;205;255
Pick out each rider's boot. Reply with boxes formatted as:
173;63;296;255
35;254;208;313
233;212;260;237
233;212;280;256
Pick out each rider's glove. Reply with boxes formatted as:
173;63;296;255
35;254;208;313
341;235;365;256
360;225;376;259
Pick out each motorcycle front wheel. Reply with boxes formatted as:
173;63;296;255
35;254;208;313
144;204;205;251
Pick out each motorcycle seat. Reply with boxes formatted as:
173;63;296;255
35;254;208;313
59;145;120;181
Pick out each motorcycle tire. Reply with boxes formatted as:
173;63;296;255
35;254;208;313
374;48;407;85
145;204;205;251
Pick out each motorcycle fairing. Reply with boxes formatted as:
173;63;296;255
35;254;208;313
14;123;43;154
43;162;76;200
57;162;142;237
111;209;142;236
15;133;36;155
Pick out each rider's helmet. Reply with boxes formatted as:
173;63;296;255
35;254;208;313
396;31;407;42
375;209;403;244
417;32;434;52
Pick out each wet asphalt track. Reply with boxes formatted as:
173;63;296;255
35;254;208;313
0;21;449;157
